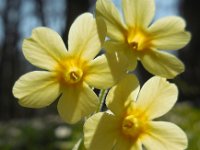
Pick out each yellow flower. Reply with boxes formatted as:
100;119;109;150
84;75;188;150
96;0;191;78
13;13;124;124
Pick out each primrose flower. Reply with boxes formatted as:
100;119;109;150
96;0;191;78
13;13;123;124
84;75;188;150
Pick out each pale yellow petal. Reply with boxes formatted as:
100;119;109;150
13;71;60;108
122;0;155;28
23;27;67;70
130;140;142;150
123;47;138;71
96;16;107;44
149;17;191;50
115;136;142;150
103;40;129;53
140;49;185;78
84;112;119;150
57;82;98;124
85;54;124;89
136;76;178;119
105;50;128;81
142;121;188;150
96;0;126;41
103;41;137;70
149;16;186;34
106;75;140;116
152;32;191;50
68;13;104;60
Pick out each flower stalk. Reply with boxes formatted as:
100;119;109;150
97;89;108;112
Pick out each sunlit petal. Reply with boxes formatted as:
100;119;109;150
13;71;60;108
68;13;104;60
152;32;191;50
96;0;126;41
142;121;188;150
23;27;67;70
84;112;119;150
136;76;178;119
106;75;140;116
122;0;155;28
57;82;98;124
149;16;186;34
140;49;185;78
149;17;191;50
85;55;118;89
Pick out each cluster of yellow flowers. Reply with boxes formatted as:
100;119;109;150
13;0;191;149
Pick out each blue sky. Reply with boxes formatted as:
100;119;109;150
0;0;180;46
113;0;180;19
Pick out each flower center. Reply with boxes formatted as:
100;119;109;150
55;57;87;85
64;67;83;84
127;29;151;51
122;115;143;139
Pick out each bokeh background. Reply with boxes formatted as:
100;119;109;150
0;0;200;149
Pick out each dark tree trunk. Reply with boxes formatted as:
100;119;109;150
178;0;200;105
35;0;46;26
0;0;23;119
62;0;91;44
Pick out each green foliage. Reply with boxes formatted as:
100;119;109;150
0;102;200;150
0;115;83;150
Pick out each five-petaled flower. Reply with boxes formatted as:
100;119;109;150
84;75;188;150
12;13;124;124
96;0;191;78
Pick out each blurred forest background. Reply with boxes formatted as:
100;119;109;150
0;0;200;149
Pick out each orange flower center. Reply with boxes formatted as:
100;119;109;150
121;106;148;140
127;28;152;51
122;115;143;139
64;67;83;84
55;57;88;85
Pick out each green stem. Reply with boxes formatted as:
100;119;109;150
72;138;86;150
97;89;108;112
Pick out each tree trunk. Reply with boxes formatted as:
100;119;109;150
178;0;200;105
62;0;90;44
